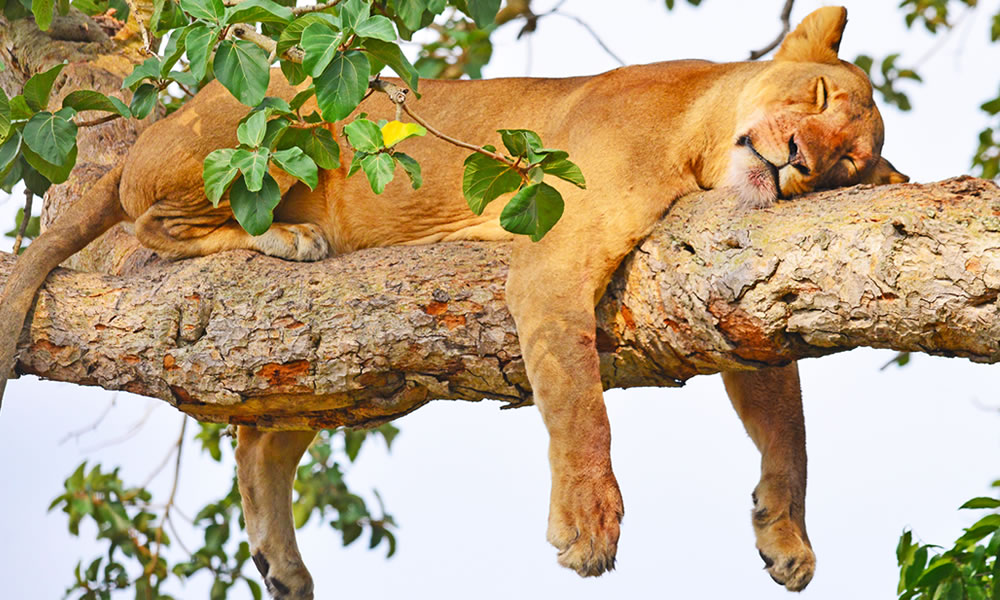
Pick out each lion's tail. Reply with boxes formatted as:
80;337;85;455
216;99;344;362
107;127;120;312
0;164;127;408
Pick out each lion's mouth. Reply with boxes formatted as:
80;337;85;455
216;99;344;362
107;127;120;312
736;135;783;198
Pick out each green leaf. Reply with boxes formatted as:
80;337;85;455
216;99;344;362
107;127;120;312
355;15;396;41
982;96;1000;117
23;109;77;165
129;83;158;119
61;90;130;117
230;172;280;235
122;57;161;90
314;50;370;122
359;152;394;193
203;148;239;205
344;118;384;153
276;126;340;169
540;154;586;189
23;142;75;184
225;0;292;25
393;0;425;30
362;38;418;93
160;24;190;76
916;560;957;588
500;181;564;241
180;0;224;23
31;0;53;30
237;110;267;147
301;22;344;78
23;62;65;111
0;130;20;172
277;12;338;55
21;159;52;195
185;23;216;81
281;58;308;86
271;146;318;189
380;120;425;147
232;147;269;191
961;497;1000;510
393;152;421;189
246;579;263;600
904;545;929;588
289;88;315;112
214;39;270;107
462;152;521;214
498;128;542;157
0;87;9;139
339;0;369;32
465;0;499;27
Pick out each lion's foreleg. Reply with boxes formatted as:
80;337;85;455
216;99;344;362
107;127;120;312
722;363;815;592
235;427;318;600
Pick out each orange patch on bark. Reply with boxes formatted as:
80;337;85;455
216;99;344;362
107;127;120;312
439;314;466;330
709;300;785;363
425;301;448;315
163;354;177;370
257;360;311;387
621;305;636;330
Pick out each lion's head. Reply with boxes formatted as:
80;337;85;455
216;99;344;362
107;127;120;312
727;6;908;208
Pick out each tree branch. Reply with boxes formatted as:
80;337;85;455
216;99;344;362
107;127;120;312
749;0;795;60
3;177;998;430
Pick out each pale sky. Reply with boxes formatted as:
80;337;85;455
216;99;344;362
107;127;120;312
2;1;1000;599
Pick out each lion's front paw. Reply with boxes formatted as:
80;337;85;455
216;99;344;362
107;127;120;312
547;471;624;577
752;489;815;591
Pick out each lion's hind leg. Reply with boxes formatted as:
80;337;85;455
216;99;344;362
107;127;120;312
134;196;329;262
722;363;815;591
236;427;317;600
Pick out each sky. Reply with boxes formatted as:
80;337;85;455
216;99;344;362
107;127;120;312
2;1;1000;598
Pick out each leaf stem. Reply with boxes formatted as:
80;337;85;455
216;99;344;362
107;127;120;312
12;188;33;255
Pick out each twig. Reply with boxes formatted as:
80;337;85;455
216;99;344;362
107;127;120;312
748;0;795;60
292;0;345;16
369;79;520;171
11;188;33;255
83;401;158;452
547;11;625;66
229;24;304;63
123;0;155;55
58;394;118;444
145;418;187;579
75;113;121;128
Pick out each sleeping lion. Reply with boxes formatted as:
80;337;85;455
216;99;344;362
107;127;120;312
0;6;906;598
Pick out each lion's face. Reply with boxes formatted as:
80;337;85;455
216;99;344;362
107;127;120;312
724;7;906;209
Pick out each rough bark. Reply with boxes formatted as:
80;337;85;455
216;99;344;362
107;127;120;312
3;177;998;430
3;9;999;430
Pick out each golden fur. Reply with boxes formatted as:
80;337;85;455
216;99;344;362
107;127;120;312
0;7;906;598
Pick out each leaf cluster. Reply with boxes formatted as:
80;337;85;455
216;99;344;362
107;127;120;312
462;128;585;241
897;490;1000;600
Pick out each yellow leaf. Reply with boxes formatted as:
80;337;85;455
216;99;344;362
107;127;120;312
380;120;427;148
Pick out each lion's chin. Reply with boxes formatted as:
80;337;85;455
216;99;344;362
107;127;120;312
727;148;779;209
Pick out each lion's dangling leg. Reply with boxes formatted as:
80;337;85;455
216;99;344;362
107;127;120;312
235;427;318;600
722;363;815;591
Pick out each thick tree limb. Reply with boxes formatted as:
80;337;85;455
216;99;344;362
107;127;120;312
3;177;998;430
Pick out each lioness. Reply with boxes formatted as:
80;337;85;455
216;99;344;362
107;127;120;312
0;6;906;598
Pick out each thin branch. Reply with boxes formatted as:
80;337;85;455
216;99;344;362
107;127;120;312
11;188;33;255
292;0;345;16
75;113;122;128
748;0;795;60
145;418;187;579
229;23;303;62
58;394;118;445
369;79;521;172
82;402;158;452
547;11;625;66
123;0;155;55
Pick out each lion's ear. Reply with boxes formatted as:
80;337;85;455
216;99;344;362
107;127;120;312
774;6;848;65
861;157;909;185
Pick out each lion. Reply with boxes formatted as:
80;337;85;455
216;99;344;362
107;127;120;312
0;6;907;598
